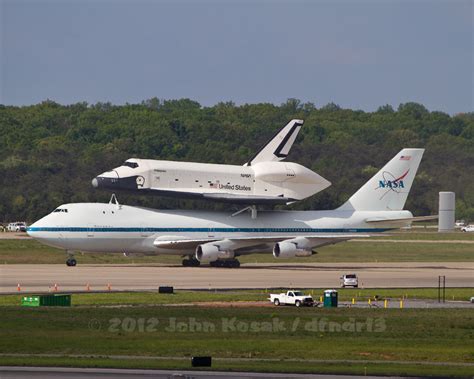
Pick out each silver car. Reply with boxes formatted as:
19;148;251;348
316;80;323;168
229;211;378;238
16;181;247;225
340;274;359;288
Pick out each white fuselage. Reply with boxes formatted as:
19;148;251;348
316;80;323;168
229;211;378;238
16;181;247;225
93;159;331;204
27;202;411;256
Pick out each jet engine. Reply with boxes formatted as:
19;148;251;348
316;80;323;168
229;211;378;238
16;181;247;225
273;241;312;258
195;242;234;262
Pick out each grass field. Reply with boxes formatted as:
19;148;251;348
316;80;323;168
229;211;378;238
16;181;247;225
0;230;473;264
1;288;474;307
0;304;473;377
2;229;472;376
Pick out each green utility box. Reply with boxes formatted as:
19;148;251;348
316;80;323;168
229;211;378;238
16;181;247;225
323;289;338;308
21;294;71;307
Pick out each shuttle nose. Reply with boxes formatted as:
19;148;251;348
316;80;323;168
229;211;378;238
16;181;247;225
92;170;143;190
92;170;120;189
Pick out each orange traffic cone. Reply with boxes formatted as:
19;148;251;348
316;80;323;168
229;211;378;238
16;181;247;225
107;283;111;291
86;283;90;291
17;284;21;292
53;283;58;292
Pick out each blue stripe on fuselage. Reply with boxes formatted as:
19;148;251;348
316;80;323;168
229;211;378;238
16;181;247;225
27;227;392;233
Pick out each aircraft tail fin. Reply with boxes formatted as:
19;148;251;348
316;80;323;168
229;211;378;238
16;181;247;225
338;148;425;211
245;119;303;166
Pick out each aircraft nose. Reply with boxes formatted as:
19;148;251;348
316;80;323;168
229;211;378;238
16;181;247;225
26;222;35;236
92;170;142;190
92;170;120;189
26;219;45;238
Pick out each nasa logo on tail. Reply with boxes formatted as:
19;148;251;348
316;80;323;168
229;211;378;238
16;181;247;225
376;169;410;199
374;154;412;199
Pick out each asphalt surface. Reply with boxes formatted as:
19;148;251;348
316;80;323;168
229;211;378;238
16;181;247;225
1;262;473;293
0;366;416;379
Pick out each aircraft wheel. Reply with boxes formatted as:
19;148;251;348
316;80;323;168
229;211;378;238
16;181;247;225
182;259;200;267
210;260;240;268
222;259;240;268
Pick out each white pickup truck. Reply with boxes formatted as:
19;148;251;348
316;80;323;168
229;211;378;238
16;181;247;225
461;225;474;232
269;291;314;307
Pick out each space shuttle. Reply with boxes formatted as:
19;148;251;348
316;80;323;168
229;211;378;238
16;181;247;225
92;120;331;205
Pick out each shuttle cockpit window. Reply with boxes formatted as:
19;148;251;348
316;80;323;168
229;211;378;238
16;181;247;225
53;208;68;213
122;161;139;169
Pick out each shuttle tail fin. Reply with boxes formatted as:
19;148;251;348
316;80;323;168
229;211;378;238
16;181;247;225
245;119;303;166
338;148;425;211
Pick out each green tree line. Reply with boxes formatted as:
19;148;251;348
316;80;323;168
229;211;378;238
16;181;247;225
0;98;473;222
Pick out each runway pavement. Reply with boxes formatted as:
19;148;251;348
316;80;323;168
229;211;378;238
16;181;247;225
0;366;410;379
1;262;473;293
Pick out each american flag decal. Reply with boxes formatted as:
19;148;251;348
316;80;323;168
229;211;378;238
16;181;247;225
400;155;411;161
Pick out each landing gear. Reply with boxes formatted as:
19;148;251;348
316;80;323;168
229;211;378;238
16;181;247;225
210;259;240;268
66;250;77;267
66;258;77;267
182;258;201;267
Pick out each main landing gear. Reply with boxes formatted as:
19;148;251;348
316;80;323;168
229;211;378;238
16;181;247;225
210;259;240;268
66;251;77;266
182;258;201;267
181;258;241;268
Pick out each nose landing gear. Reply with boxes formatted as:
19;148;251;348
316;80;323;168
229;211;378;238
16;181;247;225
66;251;77;266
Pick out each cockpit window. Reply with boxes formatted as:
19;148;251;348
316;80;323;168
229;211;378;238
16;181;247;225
53;208;68;213
122;161;139;169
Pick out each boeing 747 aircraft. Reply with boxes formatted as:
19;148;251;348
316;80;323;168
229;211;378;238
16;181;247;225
28;149;435;267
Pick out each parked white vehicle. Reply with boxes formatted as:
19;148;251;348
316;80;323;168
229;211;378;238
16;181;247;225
455;220;466;228
269;291;313;307
461;225;474;232
340;274;359;288
7;222;27;232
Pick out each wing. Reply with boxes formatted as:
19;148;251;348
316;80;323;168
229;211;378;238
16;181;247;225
153;234;373;252
147;188;295;205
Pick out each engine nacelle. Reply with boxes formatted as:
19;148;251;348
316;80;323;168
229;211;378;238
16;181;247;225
273;241;312;258
195;243;234;262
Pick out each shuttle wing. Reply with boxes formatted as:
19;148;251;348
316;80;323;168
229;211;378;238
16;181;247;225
245;119;303;166
148;188;295;205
